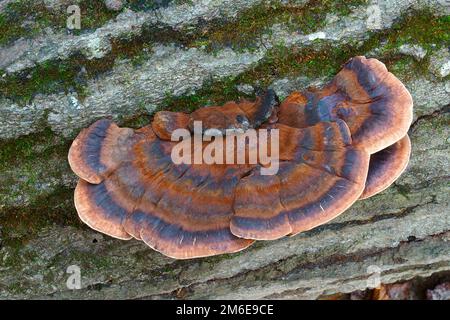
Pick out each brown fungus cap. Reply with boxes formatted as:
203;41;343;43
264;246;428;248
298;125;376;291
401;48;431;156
69;118;370;257
68;57;413;259
151;90;279;140
360;134;411;200
152;111;190;140
68;119;137;185
278;56;413;154
276;56;413;201
71;120;256;258
230;121;370;240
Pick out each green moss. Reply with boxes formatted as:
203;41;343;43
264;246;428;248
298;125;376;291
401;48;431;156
0;6;447;118
0;130;97;269
0;0;122;46
0;37;148;103
120;114;153;129
102;75;250;129
160;76;249;113
117;9;449;115
197;0;367;52
0;11;24;45
0;24;168;104
129;43;154;67
371;12;450;81
0;128;69;167
386;55;430;82
64;250;115;271
0;187;78;244
77;1;121;30
0;128;73;211
0;0;367;102
155;10;449;114
386;13;450;51
241;11;449;86
0;60;84;103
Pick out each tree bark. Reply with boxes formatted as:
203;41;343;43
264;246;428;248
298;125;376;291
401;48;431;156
0;0;449;299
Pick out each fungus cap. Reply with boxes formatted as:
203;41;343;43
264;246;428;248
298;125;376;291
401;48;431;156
69;117;370;257
276;56;413;201
360;134;411;199
68;57;413;259
277;56;413;154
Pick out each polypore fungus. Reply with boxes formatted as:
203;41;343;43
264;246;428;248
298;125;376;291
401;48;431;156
68;56;413;259
277;56;413;199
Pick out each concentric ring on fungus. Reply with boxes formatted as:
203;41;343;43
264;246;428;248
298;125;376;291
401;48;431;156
68;56;413;259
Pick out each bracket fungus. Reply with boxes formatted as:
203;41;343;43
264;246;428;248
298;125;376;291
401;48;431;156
68;56;413;259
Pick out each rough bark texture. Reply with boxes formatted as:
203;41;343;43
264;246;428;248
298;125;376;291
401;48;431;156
0;0;449;299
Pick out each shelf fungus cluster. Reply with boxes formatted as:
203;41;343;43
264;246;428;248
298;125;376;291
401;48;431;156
68;56;413;259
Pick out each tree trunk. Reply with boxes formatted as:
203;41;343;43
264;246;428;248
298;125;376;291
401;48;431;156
0;0;449;299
